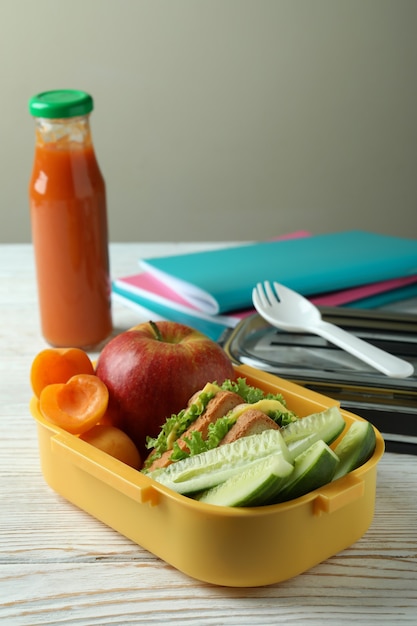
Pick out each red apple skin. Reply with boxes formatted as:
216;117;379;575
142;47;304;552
95;321;236;456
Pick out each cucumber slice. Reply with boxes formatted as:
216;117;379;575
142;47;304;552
332;420;376;481
273;439;340;503
281;406;345;447
149;429;291;494
197;454;294;507
286;432;320;462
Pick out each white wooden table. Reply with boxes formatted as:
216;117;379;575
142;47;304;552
1;243;416;625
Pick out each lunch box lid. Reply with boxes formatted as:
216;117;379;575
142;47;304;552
222;309;417;454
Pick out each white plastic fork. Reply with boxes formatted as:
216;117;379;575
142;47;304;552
252;281;414;378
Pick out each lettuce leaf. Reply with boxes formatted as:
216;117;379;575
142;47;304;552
144;390;216;468
220;377;288;406
267;409;298;428
170;413;237;460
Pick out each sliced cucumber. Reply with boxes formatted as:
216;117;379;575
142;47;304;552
332;420;376;481
148;428;291;494
197;454;294;507
273;439;340;503
286;432;321;462
281;406;345;447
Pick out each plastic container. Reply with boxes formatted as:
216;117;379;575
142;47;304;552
30;364;384;587
28;90;112;349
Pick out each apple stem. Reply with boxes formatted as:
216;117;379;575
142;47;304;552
149;320;163;341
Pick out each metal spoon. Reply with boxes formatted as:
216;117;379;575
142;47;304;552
252;281;414;378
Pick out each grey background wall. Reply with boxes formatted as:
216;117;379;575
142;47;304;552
1;0;416;244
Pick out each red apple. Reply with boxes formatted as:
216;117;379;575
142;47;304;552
95;321;236;456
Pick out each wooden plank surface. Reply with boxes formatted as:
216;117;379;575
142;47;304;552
1;243;416;625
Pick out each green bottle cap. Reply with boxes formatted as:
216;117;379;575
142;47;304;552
28;90;94;118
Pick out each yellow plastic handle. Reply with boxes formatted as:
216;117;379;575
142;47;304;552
50;432;160;506
313;473;365;516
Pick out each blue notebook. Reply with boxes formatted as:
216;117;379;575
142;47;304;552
140;231;417;314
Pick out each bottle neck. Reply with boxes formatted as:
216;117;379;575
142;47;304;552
34;115;93;150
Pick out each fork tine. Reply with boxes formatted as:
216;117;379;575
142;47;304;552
271;281;282;302
253;282;266;308
252;283;264;308
263;280;278;304
262;282;272;305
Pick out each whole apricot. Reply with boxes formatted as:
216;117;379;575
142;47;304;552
80;424;141;469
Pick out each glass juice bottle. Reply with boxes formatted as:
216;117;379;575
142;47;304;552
28;90;112;348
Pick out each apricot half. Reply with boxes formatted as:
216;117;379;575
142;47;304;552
31;348;95;398
39;374;109;435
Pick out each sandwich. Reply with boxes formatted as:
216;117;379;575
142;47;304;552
143;378;297;472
